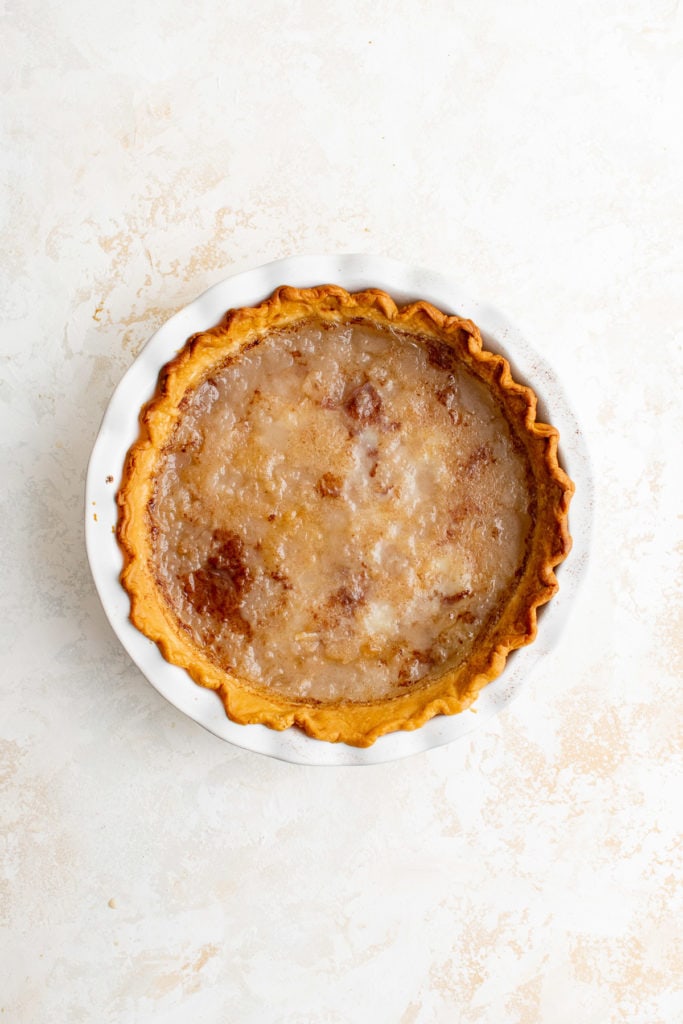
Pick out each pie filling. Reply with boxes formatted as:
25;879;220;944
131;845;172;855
150;319;533;704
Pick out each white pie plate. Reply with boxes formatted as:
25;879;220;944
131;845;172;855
85;254;592;766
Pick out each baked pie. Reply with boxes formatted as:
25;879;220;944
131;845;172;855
117;286;573;746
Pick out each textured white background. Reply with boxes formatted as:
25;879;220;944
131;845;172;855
1;1;682;1022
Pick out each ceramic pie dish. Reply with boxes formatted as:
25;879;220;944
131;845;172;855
86;254;591;765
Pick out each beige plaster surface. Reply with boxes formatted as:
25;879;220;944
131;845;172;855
1;1;682;1021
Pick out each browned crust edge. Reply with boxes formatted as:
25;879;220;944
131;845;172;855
116;285;574;747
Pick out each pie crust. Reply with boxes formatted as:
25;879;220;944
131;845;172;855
117;286;573;746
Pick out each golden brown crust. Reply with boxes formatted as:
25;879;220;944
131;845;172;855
117;286;574;747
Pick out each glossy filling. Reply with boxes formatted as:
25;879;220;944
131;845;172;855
151;320;533;703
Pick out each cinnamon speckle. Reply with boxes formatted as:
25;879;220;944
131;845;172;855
463;444;495;476
316;472;343;498
344;381;382;425
181;530;252;638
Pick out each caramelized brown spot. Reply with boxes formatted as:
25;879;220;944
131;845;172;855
181;530;252;633
327;572;367;615
457;610;476;624
435;380;463;424
179;436;202;454
463;444;495;476
445;501;480;540
413;648;435;665
397;648;436;686
442;589;472;604
226;611;253;638
345;382;382;425
329;586;362;612
450;500;478;523
425;339;456;370
105;475;114;484
316;472;343;498
270;569;292;589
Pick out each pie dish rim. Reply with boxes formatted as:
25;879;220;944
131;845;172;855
85;252;592;765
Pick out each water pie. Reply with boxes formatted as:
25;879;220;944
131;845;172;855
117;286;573;746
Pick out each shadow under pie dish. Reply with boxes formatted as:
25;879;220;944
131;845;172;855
116;286;574;747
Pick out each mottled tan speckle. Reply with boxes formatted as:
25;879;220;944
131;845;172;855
570;932;679;1022
504;974;543;1024
560;703;630;779
145;943;219;999
399;1002;422;1024
656;590;683;679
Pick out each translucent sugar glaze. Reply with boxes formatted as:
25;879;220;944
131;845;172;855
150;319;533;703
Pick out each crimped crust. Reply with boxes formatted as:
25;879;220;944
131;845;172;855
117;286;574;746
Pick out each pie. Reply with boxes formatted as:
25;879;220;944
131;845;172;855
117;286;573;746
